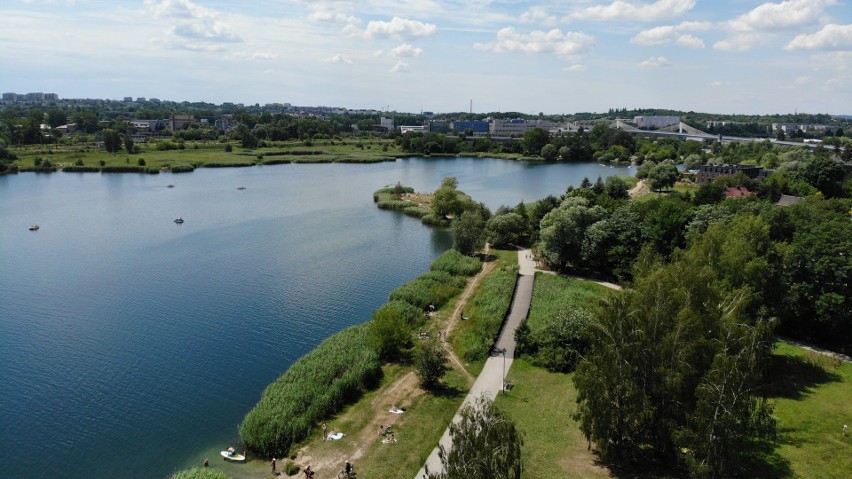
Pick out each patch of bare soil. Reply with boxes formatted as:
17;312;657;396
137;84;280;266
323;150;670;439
628;179;650;199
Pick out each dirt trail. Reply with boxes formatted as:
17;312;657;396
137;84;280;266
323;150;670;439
628;178;649;198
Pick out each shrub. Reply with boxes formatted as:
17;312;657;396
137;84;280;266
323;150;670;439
145;167;160;174
389;271;466;310
101;166;143;173
239;324;381;457
457;264;518;362
170;164;195;173
282;460;300;475
168;468;230;479
202;161;255;168
430;249;482;277
414;339;449;389
368;300;424;360
224;143;233;152
61;165;100;173
138;158;146;166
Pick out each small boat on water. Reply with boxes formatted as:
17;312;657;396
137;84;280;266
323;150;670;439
174;217;184;224
28;224;40;231
167;184;175;188
220;447;245;462
237;186;246;190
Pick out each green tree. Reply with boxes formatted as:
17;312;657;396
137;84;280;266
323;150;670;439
426;395;523;479
368;301;423;360
522;128;550;156
452;210;486;256
123;134;134;154
604;176;629;200
540;143;558;161
102;129;122;154
46;108;67;128
433;187;463;219
648;162;679;191
539;197;607;270
414;339;449;389
486;212;528;248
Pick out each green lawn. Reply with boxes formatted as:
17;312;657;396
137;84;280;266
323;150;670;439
763;342;852;478
9;138;405;171
495;342;852;479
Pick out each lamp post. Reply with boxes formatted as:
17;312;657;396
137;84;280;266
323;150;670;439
497;347;507;393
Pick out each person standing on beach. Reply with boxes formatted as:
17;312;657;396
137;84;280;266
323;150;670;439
271;457;277;473
203;458;209;468
322;421;328;440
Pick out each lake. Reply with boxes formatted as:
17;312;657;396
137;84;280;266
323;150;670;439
0;157;633;478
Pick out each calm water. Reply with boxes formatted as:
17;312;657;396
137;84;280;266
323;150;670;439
0;157;632;478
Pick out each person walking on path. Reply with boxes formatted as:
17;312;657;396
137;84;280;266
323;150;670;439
322;422;328;440
271;457;277;474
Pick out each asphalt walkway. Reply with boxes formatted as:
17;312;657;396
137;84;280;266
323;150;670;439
415;249;536;479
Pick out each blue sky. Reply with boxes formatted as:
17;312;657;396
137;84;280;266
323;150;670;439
2;0;851;114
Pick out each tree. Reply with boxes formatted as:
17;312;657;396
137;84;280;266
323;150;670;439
574;251;776;473
648;162;679;191
452;210;486;256
604;176;629;200
539;197;607;270
485;213;528;248
425;395;523;479
414;339;449;389
46;108;67;128
540;143;558;161
521;128;550;156
368;301;422;360
795;156;846;198
102;129;122;154
123;134;134;154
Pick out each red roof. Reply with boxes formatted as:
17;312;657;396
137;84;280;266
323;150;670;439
724;187;753;198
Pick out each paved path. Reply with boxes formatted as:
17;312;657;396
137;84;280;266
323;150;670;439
415;249;536;479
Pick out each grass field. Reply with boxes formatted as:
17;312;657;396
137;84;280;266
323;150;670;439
763;342;852;478
9;138;406;171
494;342;852;479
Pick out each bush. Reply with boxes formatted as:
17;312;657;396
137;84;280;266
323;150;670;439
456;264;518;362
170;164;195;173
202;161;255;168
368;300;424;360
239;324;381;457
224;143;233;152
516;274;608;372
414;339;449;388
168;468;230;479
101;166;143;173
282;460;300;475
61;165;100;173
388;271;466;310
145;167;160;174
430;249;482;277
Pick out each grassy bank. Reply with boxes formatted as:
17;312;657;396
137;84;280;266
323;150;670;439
8;139;403;173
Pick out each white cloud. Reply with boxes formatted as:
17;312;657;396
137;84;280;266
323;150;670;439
520;6;558;27
365;17;437;39
786;24;852;51
563;64;587;72
145;0;241;47
389;60;410;73
713;33;762;52
308;9;360;25
676;34;704;48
327;53;352;64
252;52;278;60
390;43;423;57
639;56;671;68
570;0;697;22
474;27;596;56
728;0;837;32
793;75;811;86
631;22;707;47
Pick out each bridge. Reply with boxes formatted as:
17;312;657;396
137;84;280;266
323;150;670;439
613;119;836;151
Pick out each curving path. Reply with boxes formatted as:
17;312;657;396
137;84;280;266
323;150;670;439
415;249;536;479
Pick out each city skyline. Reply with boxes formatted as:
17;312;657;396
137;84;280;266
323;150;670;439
2;0;851;115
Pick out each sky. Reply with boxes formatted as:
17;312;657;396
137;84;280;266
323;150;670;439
1;0;851;115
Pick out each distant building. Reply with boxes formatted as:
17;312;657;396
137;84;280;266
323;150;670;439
451;120;490;135
380;117;394;131
168;115;194;132
489;118;552;136
2;92;17;101
697;164;770;183
634;115;679;129
400;125;427;134
428;120;451;133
